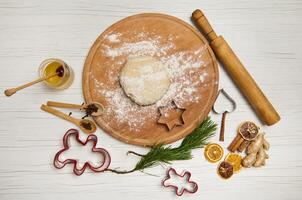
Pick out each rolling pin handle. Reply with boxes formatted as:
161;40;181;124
4;88;17;97
192;9;218;42
192;9;280;125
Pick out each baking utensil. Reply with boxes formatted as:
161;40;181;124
54;129;111;176
82;13;218;146
4;66;63;97
192;9;280;126
46;101;104;117
212;89;236;141
162;167;198;196
157;101;186;131
41;104;97;134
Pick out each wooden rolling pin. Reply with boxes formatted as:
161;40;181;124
192;9;280;125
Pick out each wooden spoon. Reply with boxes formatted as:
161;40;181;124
41;104;97;134
4;66;64;97
46;101;104;116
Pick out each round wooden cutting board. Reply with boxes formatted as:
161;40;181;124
83;13;218;147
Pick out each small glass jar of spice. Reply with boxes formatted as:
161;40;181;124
39;58;74;89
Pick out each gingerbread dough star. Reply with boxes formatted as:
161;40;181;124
157;101;186;131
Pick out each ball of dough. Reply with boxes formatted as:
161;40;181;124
120;56;170;106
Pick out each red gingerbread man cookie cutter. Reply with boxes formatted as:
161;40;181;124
53;129;111;176
162;168;198;196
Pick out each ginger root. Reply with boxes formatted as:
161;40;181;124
254;147;267;167
263;138;270;151
242;133;270;168
247;133;264;154
242;152;257;168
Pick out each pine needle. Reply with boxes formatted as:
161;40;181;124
108;116;217;174
134;116;216;171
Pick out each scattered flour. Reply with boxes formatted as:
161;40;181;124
93;32;210;131
105;33;120;43
102;36;174;59
199;72;208;83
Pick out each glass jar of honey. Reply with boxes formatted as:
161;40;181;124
38;58;74;89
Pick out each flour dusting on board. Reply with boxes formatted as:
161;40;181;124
103;35;174;58
93;31;211;131
106;33;121;43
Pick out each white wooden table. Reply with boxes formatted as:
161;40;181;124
0;0;301;199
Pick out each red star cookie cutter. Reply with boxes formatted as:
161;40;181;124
53;129;111;176
162;168;198;196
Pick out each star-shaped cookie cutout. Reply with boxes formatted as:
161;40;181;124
157;101;186;131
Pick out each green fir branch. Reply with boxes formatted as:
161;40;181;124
134;116;217;171
108;116;217;174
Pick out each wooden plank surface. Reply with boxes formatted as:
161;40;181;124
0;0;301;199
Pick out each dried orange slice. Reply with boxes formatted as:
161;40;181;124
225;153;242;173
217;161;233;179
204;143;223;163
